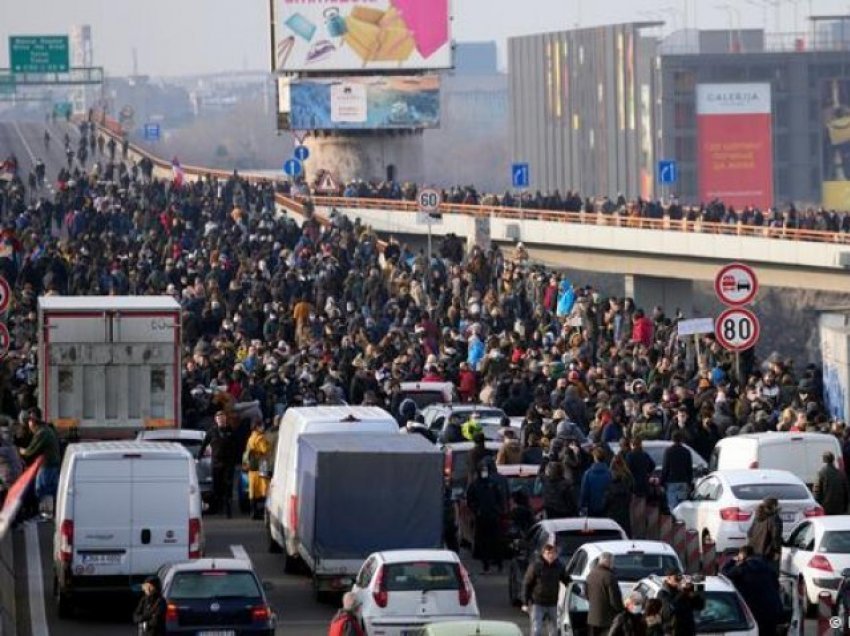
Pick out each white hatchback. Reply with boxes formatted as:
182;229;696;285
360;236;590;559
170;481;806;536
781;515;850;612
351;549;479;636
557;540;683;635
672;469;823;554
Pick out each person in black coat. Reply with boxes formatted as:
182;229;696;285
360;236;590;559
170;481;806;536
721;545;783;636
656;568;705;636
625;437;655;499
465;460;506;574
541;461;578;520
133;576;165;636
198;410;240;517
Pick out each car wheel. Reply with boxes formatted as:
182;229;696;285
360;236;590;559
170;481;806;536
265;515;282;554
54;576;73;619
798;576;816;619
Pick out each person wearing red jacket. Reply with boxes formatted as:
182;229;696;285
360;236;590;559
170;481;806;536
458;362;478;403
631;309;654;348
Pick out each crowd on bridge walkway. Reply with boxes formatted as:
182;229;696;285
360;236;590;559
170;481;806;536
339;180;850;235
0;125;847;522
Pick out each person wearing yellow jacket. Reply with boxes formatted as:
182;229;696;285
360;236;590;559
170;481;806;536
244;421;271;520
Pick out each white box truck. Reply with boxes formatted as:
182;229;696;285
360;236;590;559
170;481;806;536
38;296;182;440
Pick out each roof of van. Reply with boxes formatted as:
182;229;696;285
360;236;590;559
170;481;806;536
66;440;193;459
299;432;441;455
38;296;180;312
720;432;840;444
282;405;396;424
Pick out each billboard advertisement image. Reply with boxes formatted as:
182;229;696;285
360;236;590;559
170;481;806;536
272;0;451;72
281;75;440;130
697;83;773;209
821;78;850;209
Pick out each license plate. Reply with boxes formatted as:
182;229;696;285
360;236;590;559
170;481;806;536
198;631;236;636
781;512;796;523
81;553;122;565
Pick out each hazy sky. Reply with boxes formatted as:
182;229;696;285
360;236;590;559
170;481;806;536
0;0;846;76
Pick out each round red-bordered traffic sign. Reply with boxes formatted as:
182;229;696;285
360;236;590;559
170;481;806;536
0;322;10;359
0;275;10;314
715;307;760;352
714;262;759;307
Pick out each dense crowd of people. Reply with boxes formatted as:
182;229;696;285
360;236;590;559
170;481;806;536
341;180;850;235
0;120;846;633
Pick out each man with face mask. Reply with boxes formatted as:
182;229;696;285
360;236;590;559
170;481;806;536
199;410;239;517
608;590;648;636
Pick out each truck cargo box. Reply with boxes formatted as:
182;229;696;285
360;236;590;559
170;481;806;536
38;296;181;439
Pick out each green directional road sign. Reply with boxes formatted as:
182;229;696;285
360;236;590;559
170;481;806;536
9;36;69;73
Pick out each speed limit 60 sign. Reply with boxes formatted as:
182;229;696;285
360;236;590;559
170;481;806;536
417;188;442;225
715;307;760;352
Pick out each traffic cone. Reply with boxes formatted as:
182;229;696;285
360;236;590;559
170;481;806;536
701;539;717;576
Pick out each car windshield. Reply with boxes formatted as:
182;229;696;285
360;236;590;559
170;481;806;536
169;571;262;600
695;591;751;633
820;531;850;554
402;391;447;410
730;483;810;500
383;562;461;592
447;410;504;426
554;530;625;558
612;553;680;581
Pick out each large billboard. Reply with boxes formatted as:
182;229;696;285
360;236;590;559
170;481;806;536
271;0;451;72
821;78;850;210
697;83;773;209
279;75;440;130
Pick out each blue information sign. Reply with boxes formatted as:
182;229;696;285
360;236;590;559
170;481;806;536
143;123;160;141
658;160;678;185
283;159;302;177
511;163;529;188
293;145;310;161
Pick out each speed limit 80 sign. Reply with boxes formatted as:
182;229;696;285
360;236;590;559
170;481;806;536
715;307;760;352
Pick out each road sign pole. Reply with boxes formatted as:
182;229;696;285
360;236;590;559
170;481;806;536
426;221;432;297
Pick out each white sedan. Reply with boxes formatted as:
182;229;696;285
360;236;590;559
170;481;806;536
557;540;683;635
350;549;479;636
672;469;823;555
781;515;850;614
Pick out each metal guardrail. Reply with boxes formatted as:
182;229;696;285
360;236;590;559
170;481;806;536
0;457;43;541
94;119;850;247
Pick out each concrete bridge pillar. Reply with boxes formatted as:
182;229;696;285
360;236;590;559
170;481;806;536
304;131;424;184
624;274;695;317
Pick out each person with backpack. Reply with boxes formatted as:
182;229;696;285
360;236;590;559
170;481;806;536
328;592;364;636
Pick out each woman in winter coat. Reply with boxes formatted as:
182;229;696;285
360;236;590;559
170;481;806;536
605;454;634;536
541;461;577;520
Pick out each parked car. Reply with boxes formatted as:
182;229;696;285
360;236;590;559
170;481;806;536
672;469;823;555
608;440;709;483
633;575;758;635
350;549;479;635
507;518;627;606
557;541;683;634
710;432;843;489
455;464;542;549
419;403;510;442
156;558;276;634
781;515;850;615
136;429;212;501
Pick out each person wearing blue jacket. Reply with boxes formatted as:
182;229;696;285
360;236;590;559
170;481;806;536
579;447;613;517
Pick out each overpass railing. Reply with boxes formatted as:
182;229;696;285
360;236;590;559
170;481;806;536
94;120;850;246
0;457;43;636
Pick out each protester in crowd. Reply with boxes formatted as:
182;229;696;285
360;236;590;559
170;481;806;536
608;590;648;636
660;431;692;513
580;447;613;517
541;460;578;520
521;541;571;636
657;568;705;636
199;410;240;517
17;407;60;519
721;545;783;636
465;458;505;574
243;419;271;520
747;497;783;574
586;551;624;635
814;450;850;515
132;576;165;636
328;591;365;636
606;454;634;536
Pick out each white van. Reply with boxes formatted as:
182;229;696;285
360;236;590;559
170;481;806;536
265;406;398;570
710;432;843;489
53;441;203;616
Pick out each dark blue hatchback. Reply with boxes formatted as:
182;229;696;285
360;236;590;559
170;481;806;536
157;558;276;635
